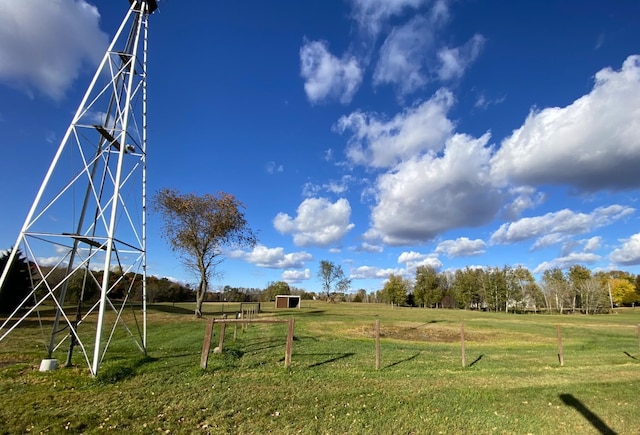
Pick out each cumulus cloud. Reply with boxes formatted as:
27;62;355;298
0;0;109;100
436;34;485;81
300;40;363;104
610;234;640;266
273;197;355;247
232;245;312;269
397;251;442;270
490;205;634;247
336;89;454;168
491;55;640;192
533;252;601;274
282;268;311;283
436;237;486;258
368;133;503;245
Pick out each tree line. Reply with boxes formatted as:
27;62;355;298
4;248;640;317
377;264;640;313
0;249;319;314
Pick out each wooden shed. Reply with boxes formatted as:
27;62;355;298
275;295;301;309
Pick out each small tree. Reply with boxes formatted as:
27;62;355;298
414;265;440;308
381;274;408;306
317;260;351;301
153;188;257;317
0;249;33;314
262;281;290;302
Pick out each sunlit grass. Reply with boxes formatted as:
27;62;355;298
1;301;639;433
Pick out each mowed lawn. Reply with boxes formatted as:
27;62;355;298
1;301;640;434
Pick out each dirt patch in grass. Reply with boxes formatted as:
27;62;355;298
348;323;473;343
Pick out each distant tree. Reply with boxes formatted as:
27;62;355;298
317;260;351;301
452;267;484;309
542;268;570;314
262;281;290;302
609;278;640;306
507;266;534;312
153;188;257;317
0;249;33;314
381;274;409;306
353;288;367;303
414;265;440;308
568;265;592;312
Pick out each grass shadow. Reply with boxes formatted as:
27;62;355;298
241;337;287;353
385;352;420;369
559;393;617;435
95;355;157;384
301;310;327;315
148;304;194;315
291;352;355;368
468;354;484;367
623;351;638;361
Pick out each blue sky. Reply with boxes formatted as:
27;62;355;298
2;0;640;294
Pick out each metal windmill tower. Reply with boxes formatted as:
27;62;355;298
0;0;157;376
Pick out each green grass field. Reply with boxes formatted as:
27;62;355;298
1;301;640;434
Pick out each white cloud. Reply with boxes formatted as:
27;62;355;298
349;0;430;38
336;89;455;168
357;242;384;253
534;252;601;274
491;55;640;192
37;256;67;267
350;265;404;279
233;245;312;269
0;0;108;100
300;40;362;104
372;15;436;96
282;268;311;283
501;186;546;221
610;234;640;266
397;251;442;271
368;133;502;245
397;250;427;264
583;236;602;252
273;197;355;247
303;175;356;197
436;34;485;81
436;237;486;258
531;233;570;251
491;205;634;247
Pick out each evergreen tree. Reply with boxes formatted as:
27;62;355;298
0;249;33;314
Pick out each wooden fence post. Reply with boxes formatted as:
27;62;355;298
200;318;215;369
234;313;239;341
285;318;295;367
461;323;466;368
217;322;226;353
375;319;381;370
557;324;564;366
